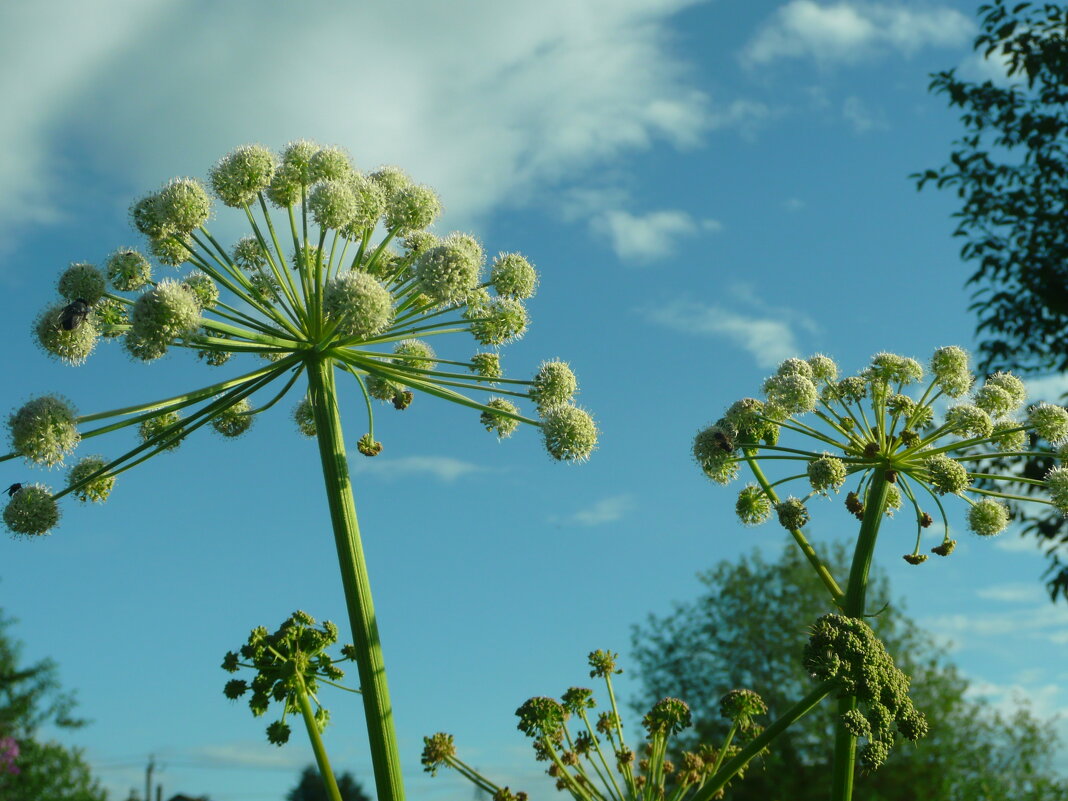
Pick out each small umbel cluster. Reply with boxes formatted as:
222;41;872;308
5;140;597;537
421;651;766;801
221;611;357;746
693;347;1067;563
803;614;927;770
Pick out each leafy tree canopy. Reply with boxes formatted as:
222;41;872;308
630;543;1068;800
286;764;370;801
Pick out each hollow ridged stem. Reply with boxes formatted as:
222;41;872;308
306;356;404;801
296;684;344;801
831;468;892;801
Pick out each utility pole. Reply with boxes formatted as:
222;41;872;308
145;754;156;801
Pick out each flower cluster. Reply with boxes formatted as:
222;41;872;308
4;140;597;537
221;611;357;746
0;736;19;776
803;615;927;770
694;348;1064;562
422;651;765;801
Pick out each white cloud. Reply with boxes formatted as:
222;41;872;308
994;533;1047;554
924;602;1068;643
0;0;717;251
741;1;973;68
842;95;887;132
564;494;635;526
591;209;722;262
190;741;308;769
1023;374;1068;403
350;456;485;482
645;298;807;368
976;582;1045;603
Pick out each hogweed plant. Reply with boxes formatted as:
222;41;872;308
2;140;598;801
688;348;1067;800
421;650;781;801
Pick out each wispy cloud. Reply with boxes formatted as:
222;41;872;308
190;741;309;769
592;210;722;262
645;287;818;368
0;0;717;253
924;602;1068;644
977;582;1046;604
1023;374;1068;403
741;1;973;68
842;95;886;132
350;456;486;482
560;494;635;526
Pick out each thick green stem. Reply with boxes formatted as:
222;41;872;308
306;356;404;801
830;468;892;801
297;687;345;801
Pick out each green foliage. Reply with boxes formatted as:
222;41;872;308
286;764;370;801
913;0;1068;597
630;543;1068;800
0;610;107;801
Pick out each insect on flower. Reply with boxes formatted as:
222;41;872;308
58;299;92;331
4;484;22;498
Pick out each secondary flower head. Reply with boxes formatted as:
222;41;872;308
2;484;59;536
68;455;116;503
695;348;1064;559
10;139;594;537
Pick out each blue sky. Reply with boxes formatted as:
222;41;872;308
3;1;1067;799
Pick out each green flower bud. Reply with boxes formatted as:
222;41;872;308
643;697;692;736
724;398;779;446
294;398;316;437
35;303;99;365
68;455;115;503
128;279;201;360
91;297;127;338
106;249;152;291
775;497;809;530
392;339;436;370
139;410;184;452
9;395;79;467
248;272;280;304
209;145;277;207
421;732;456;776
416;234;484;305
825;376;867;403
807;354;839;382
266;720;291;746
468;297;528;346
148;233;192;267
370;165;411;198
541;404;597;462
308;146;353;182
212;399;254;438
924;454;971;495
385;184;440;234
323;272;394;339
886;394;915;418
1029;402;1068;445
930;346;972;397
776;357;813;379
841;709;871;739
470;352;502;384
516;697;567;738
859;740;890;770
3;484;59;536
155;178;212;234
808;453;847;493
130;193;169;238
531;361;577;411
897;707;928;741
308;180;358;230
58;263;106;305
232;236;269;271
985;371;1026;410
967;499;1009;536
481;398;520;439
588;649;620;678
122;329;169;362
991;419;1028;452
1045;466;1068;514
366;374;403;403
945;404;993;438
340;174;386;237
719;689;767;729
866;352;923;385
763;373;818;415
491;253;538;299
693;425;740;485
884;483;903;516
182;271;219;310
735;484;772;525
281;140;320;182
974;384;1013;417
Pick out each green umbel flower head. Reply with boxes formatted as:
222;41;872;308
12;139;594;540
68;456;116;503
9;396;79;467
696;349;1064;562
3;484;59;536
